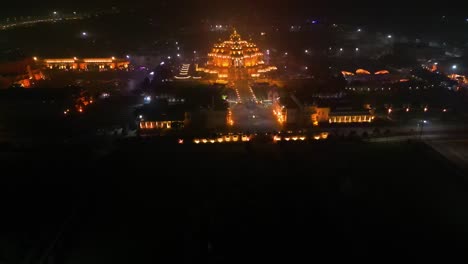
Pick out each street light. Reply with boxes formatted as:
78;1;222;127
419;120;427;140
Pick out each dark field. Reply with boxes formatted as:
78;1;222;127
2;139;468;263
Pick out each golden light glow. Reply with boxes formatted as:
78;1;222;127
356;69;371;75
205;29;276;79
375;70;390;75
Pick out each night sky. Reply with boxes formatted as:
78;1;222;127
2;0;466;19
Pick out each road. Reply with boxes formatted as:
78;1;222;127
425;138;468;171
229;71;279;133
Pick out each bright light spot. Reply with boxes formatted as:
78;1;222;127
126;55;130;59
82;32;87;36
139;115;143;119
33;57;37;61
434;62;438;65
424;107;428;112
175;41;178;45
149;71;154;75
53;11;57;15
160;61;165;65
167;56;171;59
423;120;427;124
357;28;362;32
305;49;309;53
178;139;184;144
261;32;266;36
406;107;410;112
388;108;392;114
443;108;447;112
73;57;77;60
284;52;288;55
177;54;180;57
73;11;76;15
452;64;457;70
111;56;115;60
144;96;151;103
355;48;359;51
339;48;343;51
387;35;392;39
305;66;308;70
193;50;197;54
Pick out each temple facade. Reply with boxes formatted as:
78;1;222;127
197;29;276;80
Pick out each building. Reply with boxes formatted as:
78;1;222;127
0;58;44;88
37;57;130;71
196;29;276;79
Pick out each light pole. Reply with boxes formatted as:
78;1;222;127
419;120;427;140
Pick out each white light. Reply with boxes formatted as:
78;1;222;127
357;28;362;32
160;61;165;65
167;56;171;59
355;48;359;51
82;32;87;36
177;54;180;57
53;11;57;15
139;115;143;119
339;48;343;51
452;65;457;70
144;96;151;102
305;49;309;53
149;71;154;75
305;66;308;70
387;35;392;39
284;52;288;55
193;50;197;54
126;55;130;59
434;62;438;65
175;42;178;45
423;120;427;124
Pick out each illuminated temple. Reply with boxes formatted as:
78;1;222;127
197;29;276;79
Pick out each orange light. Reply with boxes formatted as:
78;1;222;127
78;108;83;113
178;139;184;144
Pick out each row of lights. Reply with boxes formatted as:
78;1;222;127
273;132;329;142
193;135;251;144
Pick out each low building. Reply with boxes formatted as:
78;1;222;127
0;58;44;88
37;57;130;71
137;103;189;135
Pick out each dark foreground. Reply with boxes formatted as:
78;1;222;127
1;139;468;263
